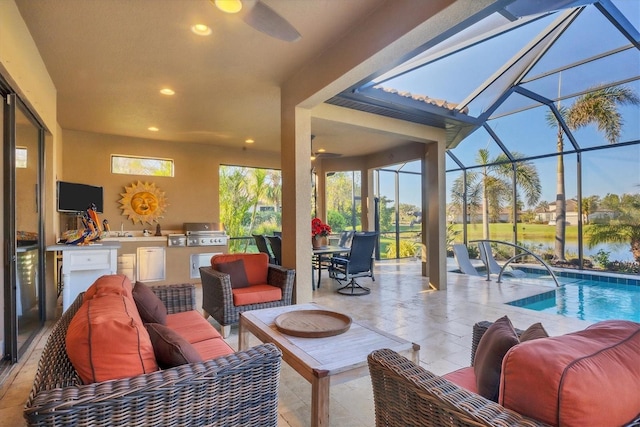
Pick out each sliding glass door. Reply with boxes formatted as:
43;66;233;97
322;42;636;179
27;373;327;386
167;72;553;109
3;88;45;363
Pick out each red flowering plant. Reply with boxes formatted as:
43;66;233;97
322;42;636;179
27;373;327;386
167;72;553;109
311;217;331;238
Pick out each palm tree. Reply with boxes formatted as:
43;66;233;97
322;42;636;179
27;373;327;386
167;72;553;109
547;85;639;261
581;195;599;224
451;148;541;239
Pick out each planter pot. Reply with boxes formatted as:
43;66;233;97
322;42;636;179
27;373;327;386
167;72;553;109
312;236;328;249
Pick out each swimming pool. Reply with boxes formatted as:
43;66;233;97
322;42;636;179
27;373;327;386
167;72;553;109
506;271;640;323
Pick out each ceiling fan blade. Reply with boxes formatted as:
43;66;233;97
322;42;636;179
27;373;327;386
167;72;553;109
243;0;301;42
315;152;342;159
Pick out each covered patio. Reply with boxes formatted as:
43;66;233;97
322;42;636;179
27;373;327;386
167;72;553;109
1;261;592;426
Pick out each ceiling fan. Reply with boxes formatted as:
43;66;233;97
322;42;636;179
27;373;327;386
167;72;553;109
210;0;302;42
311;135;341;160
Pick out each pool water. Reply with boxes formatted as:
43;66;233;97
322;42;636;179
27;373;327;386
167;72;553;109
507;275;640;323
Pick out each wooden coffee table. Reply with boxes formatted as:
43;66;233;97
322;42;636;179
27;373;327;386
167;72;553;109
239;303;420;427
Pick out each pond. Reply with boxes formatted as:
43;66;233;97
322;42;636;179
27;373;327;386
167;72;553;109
519;239;634;263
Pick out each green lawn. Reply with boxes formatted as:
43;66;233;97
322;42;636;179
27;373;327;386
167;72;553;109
451;223;581;241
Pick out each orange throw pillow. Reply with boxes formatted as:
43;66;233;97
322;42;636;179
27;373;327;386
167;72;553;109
66;294;158;383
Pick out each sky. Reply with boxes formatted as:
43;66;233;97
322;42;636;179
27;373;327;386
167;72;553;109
376;1;639;209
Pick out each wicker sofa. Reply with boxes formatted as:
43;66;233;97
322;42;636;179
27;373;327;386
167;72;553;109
368;320;640;427
24;282;283;427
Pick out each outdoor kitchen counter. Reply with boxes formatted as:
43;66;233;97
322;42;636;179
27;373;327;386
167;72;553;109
101;237;228;285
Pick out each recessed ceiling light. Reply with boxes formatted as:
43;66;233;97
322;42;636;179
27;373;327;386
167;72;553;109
245;139;255;144
191;24;212;36
160;88;175;96
148;127;159;132
214;0;242;14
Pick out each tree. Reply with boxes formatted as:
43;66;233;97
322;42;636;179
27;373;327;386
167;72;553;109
547;85;639;260
378;195;395;231
264;170;282;212
219;166;255;252
325;172;361;231
219;166;281;252
587;192;640;262
581;195;599;224
451;148;541;239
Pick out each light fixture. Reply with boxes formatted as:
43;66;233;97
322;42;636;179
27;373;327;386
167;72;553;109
245;138;254;144
148;127;159;132
214;0;242;14
317;148;326;153
191;24;212;36
310;155;316;161
160;88;175;96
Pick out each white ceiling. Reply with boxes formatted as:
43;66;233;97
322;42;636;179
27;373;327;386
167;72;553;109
15;0;423;158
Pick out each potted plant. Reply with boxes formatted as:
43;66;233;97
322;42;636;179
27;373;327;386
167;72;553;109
311;217;331;248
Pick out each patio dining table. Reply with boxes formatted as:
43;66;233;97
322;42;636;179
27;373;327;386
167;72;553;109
312;245;350;290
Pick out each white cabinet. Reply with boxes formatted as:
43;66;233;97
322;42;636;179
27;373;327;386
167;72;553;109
190;252;222;278
137;247;165;282
47;243;120;312
117;254;136;282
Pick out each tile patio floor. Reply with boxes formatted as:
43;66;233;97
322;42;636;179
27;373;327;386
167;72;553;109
0;258;593;426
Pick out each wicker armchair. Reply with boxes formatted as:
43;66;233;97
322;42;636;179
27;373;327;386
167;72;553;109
200;259;294;337
24;284;283;427
368;321;640;427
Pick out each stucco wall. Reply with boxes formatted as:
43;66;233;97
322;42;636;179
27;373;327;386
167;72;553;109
62;130;281;234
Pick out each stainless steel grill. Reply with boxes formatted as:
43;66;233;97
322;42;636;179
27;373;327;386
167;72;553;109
184;223;228;247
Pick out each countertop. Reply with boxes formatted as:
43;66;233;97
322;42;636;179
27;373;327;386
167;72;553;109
46;241;121;251
101;236;168;243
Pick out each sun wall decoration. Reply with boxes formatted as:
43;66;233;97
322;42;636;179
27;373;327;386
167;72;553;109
119;181;168;224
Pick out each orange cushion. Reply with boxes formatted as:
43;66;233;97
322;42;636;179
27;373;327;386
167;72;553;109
166;311;223;343
211;253;268;285
191;338;234;361
66;294;158;383
83;274;133;303
500;320;640;427
442;367;477;394
232;284;282;306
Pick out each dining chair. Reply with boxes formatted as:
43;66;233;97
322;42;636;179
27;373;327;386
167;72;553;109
266;235;282;266
329;231;377;295
337;230;355;248
252;234;275;264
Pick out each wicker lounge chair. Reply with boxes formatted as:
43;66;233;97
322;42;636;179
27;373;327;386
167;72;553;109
24;285;283;427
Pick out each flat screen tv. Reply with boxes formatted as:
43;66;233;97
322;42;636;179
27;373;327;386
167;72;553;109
57;181;104;213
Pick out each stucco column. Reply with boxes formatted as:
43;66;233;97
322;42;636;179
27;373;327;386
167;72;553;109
281;105;313;303
422;140;447;289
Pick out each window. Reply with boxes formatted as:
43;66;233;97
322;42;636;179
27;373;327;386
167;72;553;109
219;165;282;253
111;155;174;176
16;147;27;168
